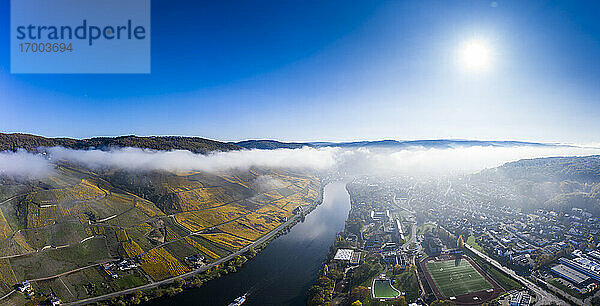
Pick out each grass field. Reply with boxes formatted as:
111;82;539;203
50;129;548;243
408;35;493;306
372;279;401;299
466;235;484;253
425;258;493;298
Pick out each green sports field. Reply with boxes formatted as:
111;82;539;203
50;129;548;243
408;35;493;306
425;259;493;298
372;279;401;299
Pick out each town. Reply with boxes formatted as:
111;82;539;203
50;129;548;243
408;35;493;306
308;175;600;306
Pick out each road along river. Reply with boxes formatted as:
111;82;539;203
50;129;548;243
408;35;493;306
145;181;351;306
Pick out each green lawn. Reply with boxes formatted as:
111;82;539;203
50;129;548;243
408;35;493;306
425;259;493;297
466;235;484;253
372;279;401;299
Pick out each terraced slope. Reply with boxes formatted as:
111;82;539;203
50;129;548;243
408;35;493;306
0;164;321;304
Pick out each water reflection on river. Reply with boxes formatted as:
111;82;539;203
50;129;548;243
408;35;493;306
146;181;351;306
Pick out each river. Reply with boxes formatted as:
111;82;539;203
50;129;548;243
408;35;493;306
146;181;351;306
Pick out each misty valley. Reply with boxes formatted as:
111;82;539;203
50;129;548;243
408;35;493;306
0;134;599;306
4;1;600;305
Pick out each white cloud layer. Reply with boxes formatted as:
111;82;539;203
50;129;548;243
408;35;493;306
335;146;600;175
1;144;600;179
0;150;53;179
46;146;337;172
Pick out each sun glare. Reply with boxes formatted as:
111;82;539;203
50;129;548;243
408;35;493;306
459;40;492;72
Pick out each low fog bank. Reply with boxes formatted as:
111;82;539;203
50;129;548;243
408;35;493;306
46;146;336;173
1;144;600;179
0;149;53;179
337;145;600;175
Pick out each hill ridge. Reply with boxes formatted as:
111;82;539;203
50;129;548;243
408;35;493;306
0;133;239;153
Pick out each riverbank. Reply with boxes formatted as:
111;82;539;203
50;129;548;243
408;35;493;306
306;180;424;306
141;181;351;306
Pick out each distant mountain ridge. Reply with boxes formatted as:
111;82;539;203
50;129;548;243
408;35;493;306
0;133;240;153
233;139;307;150
1;133;566;154
233;139;559;150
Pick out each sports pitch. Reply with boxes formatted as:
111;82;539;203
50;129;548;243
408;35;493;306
372;279;401;299
425;258;493;298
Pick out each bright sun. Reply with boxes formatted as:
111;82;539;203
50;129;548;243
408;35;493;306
459;40;492;72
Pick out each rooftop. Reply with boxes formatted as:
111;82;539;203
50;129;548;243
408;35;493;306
334;248;354;261
551;264;590;284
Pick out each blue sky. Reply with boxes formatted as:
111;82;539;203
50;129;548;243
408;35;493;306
1;1;599;143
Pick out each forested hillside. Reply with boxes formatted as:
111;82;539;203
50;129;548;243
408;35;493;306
493;155;600;182
474;155;600;215
0;133;239;153
234;140;307;150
